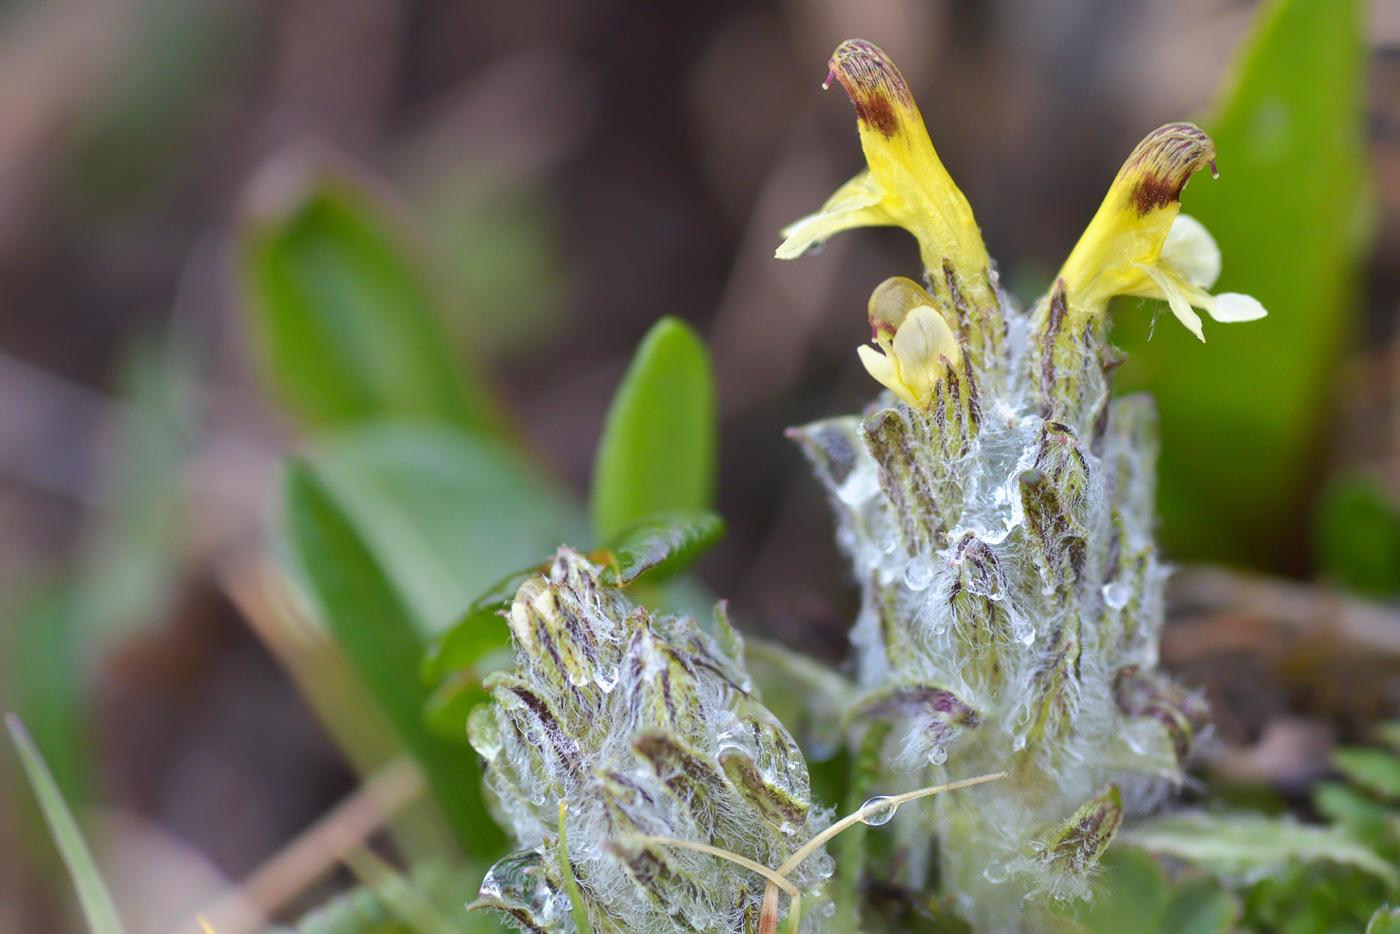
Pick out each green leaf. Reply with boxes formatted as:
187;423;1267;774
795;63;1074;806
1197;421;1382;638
1315;475;1400;598
77;335;198;648
1159;877;1239;934
590;317;718;541
1333;747;1400;802
1055;849;1237;934
311;423;586;635
1314;781;1400;859
420;567;540;689
1369;907;1400;934
285;464;502;855
6;714;126;934
1113;0;1369;569
239;168;498;433
595;511;725;586
292;861;500;934
1124;811;1397;886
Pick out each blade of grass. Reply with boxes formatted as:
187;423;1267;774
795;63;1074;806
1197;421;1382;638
6;713;126;934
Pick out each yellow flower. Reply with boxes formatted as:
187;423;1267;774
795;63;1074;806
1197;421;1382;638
1058;123;1267;341
857;277;961;408
775;40;988;286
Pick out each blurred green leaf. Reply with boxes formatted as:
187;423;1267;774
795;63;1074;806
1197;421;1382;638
1057;848;1237;934
1369;907;1400;934
1314;781;1400;860
240;170;499;433
286;464;502;855
1160;877;1239;934
1113;0;1369;569
1333;748;1400;803
6;714;126;934
432;184;569;358
312;423;586;635
1315;475;1400;597
1243;860;1390;934
590;317;718;540
293;861;501;934
1124;811;1397;885
78;335;198;647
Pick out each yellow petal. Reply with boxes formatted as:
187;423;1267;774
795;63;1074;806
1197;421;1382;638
867;276;955;339
891;305;960;402
1059;123;1217;313
775;171;888;259
1160;213;1221;289
1134;262;1206;342
825;40;989;279
776;40;990;284
857;344;914;405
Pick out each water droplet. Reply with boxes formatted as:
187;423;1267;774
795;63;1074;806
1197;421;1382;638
1018;626;1036;647
467;705;502;759
983;859;1011;883
927;744;948;766
594;665;620;693
878;529;899;554
859;795;900;826
820;901;836;918
931;621;948;636
1102;582;1131;611
1012;733;1028;752
903;558;934;591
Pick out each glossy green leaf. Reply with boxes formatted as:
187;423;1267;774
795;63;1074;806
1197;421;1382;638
1124;811;1397;885
590;317;718;540
1332;747;1400;803
420;567;540;689
1315;475;1400;598
6;714;126;934
595;511;725;586
285;464;502;855
1113;0;1369;569
312;423;586;635
240;169;498;433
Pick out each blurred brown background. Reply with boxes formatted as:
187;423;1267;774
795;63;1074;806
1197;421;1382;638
1;0;1398;930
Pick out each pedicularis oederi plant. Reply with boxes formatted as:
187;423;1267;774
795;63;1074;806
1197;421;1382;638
469;39;1267;934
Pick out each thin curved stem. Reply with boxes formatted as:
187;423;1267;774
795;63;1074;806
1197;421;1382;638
628;836;799;897
775;771;1006;878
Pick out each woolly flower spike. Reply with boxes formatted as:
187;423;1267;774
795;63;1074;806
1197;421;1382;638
469;549;832;934
858;277;961;408
1058;123;1267;341
775;40;988;286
